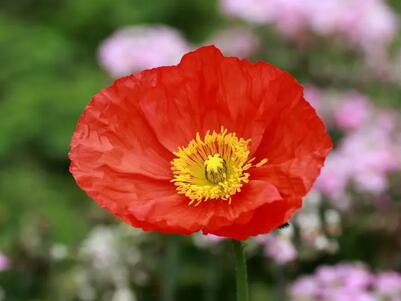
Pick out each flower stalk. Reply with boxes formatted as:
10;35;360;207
162;237;179;301
232;240;249;301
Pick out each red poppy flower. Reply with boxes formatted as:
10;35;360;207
69;46;332;240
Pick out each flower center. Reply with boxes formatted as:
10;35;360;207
171;127;267;206
204;154;227;184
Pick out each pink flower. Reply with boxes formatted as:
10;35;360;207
304;86;322;114
316;102;400;200
314;264;372;292
320;289;376;301
98;25;189;77
265;0;311;37
377;109;398;134
341;125;399;194
375;272;401;296
289;276;319;299
338;264;372;290
289;264;401;301
304;86;340;127
219;0;398;57
258;235;297;264
206;27;259;57
334;93;371;131
0;252;9;271
343;0;398;55
219;0;275;24
315;152;351;208
307;0;348;35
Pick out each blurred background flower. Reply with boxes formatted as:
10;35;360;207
220;0;398;60
1;0;401;300
0;253;9;272
204;26;260;57
98;25;190;77
288;263;401;301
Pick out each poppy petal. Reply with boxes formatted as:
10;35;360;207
135;46;286;154
204;198;301;240
69;77;173;181
251;97;332;200
126;178;282;235
254;93;332;166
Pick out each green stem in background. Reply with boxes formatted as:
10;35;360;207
161;236;179;301
232;240;249;301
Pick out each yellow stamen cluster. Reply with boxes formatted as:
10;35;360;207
171;127;267;206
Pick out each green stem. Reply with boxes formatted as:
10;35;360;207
232;240;249;301
161;237;179;301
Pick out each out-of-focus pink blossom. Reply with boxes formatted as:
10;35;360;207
304;86;322;114
315;152;351;208
220;0;275;24
377;109;398;134
257;235;297;264
220;0;398;57
304;86;339;126
289;276;319;299
314;89;400;201
374;272;401;296
342;125;399;194
344;0;398;56
0;252;9;271
334;93;371;131
318;264;372;290
98;25;189;77
317;122;399;200
289;264;401;301
306;1;347;36
320;289;376;301
206;27;259;57
264;0;311;38
340;0;398;79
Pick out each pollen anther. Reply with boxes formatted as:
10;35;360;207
171;127;268;206
204;154;227;184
